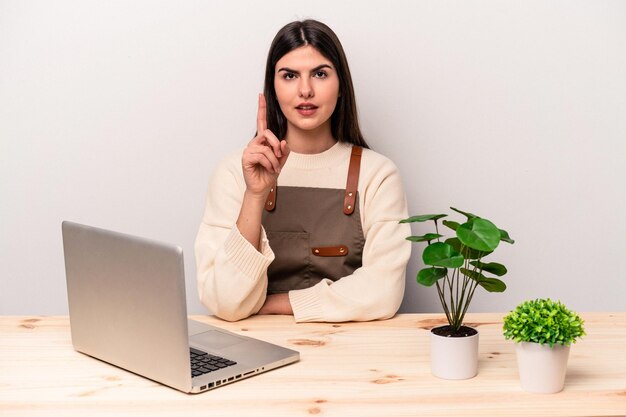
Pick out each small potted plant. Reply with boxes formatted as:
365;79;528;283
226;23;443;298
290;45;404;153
401;207;514;379
503;298;585;393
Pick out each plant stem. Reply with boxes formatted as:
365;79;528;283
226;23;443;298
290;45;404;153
436;280;452;325
460;260;483;323
455;264;461;321
449;269;457;329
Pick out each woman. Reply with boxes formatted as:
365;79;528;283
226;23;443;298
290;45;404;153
195;19;411;323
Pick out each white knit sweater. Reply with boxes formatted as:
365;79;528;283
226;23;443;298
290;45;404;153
194;141;411;323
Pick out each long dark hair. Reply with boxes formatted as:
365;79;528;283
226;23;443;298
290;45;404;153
263;20;369;149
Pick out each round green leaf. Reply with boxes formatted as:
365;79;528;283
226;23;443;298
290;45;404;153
417;267;447;286
422;242;464;268
499;229;515;244
477;277;507;292
406;233;443;242
461;268;506;292
457;218;501;252
400;214;447;223
460;268;485;281
469;261;508;276
445;238;491;260
450;207;478;219
442;220;460;231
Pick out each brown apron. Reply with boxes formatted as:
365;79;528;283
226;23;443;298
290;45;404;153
261;146;366;295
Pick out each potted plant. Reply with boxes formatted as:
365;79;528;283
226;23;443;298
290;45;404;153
503;298;585;393
400;207;514;379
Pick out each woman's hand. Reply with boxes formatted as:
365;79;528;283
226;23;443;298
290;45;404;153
242;94;290;198
257;293;293;315
236;94;290;251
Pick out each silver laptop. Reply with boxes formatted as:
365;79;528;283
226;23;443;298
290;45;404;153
62;221;299;393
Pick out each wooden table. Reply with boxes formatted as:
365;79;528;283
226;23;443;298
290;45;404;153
1;313;625;416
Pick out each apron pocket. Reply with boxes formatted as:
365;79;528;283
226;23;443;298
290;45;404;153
266;231;312;293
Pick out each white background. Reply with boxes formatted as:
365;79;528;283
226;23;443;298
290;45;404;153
1;0;625;315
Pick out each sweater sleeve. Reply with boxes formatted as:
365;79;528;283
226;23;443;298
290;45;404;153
288;155;412;322
194;152;275;321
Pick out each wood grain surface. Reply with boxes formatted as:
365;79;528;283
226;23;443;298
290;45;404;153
1;313;625;417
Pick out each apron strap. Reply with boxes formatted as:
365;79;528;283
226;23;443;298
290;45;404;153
343;146;362;215
264;145;363;214
265;184;277;212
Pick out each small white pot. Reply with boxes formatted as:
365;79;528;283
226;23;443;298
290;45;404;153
430;326;479;380
515;342;571;393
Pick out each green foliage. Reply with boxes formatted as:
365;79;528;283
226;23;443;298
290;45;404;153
401;207;514;333
417;267;447;286
406;233;443;243
503;298;586;347
457;218;501;252
423;242;464;268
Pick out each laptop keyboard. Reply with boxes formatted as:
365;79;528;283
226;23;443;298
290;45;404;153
190;347;237;378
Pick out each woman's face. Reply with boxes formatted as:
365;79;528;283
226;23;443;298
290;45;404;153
274;45;340;136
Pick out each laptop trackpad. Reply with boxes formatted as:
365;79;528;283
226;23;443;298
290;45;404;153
190;330;246;350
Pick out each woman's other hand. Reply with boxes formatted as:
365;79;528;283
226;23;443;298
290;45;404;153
257;293;293;315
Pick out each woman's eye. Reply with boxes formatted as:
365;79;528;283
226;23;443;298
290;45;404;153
283;72;296;80
314;71;327;79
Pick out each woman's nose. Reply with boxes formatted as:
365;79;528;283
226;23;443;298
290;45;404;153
298;79;314;98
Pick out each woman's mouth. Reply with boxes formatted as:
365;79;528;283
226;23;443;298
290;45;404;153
295;103;318;116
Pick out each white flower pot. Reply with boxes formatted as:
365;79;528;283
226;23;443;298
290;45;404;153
430;326;479;380
515;342;571;393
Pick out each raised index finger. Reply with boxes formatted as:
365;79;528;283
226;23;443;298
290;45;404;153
257;93;267;134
